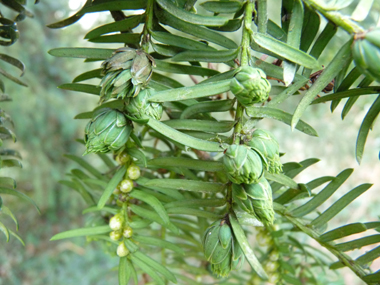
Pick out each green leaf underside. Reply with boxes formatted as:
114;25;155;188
330;245;380;269
156;0;230;27
310;183;372;228
320;222;380;242
0;187;40;214
265;172;298;189
356;95;380;163
85;15;143;39
97;165;127;209
144;179;225;194
81;1;147;13
133;235;184;255
162;119;234;133
148;157;223;172
148;79;230;102
312;87;380;104
335;234;380;252
129;204;179;234
147;118;224;152
290;169;353;217
251;33;319;69
59;83;100;95
50;225;110;240
245;106;318;137
229;213;268;280
48;48;114;59
291;39;353;129
156;8;238;49
129;190;170;224
119;257;131;285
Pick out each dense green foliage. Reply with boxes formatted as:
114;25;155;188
2;0;380;284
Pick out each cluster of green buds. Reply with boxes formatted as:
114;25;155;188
125;88;163;120
114;152;141;198
223;144;264;184
232;178;275;225
109;211;133;257
256;227;281;284
247;129;282;174
100;47;154;103
202;219;244;278
352;28;380;82
84;108;132;155
230;66;271;107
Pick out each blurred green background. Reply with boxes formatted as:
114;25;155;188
0;0;379;284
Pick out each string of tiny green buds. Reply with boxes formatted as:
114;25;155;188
273;203;369;281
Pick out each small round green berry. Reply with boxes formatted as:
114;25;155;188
109;213;125;231
116;152;131;165
269;250;279;261
256;231;271;247
268;272;280;284
113;185;122;195
110;230;122;241
120;179;134;193
127;164;141;180
117;242;129;257
265;261;279;272
123;226;133;238
116;199;123;207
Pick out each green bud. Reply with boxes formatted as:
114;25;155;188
247;129;282;174
110;230;122;241
223;144;264;184
116;199;124;207
127;164;141;180
269;250;280;261
123;226;133;238
0;196;2;210
102;47;136;72
202;219;243;278
352;30;380;82
109;213;125;231
116;241;129;257
100;48;154;102
232;178;275;225
131;50;154;89
113;185;122;195
125;89;163;120
116;152;131;165
120;179;134;193
256;230;272;247
265;261;279;272
244;178;275;225
230;66;271;106
84;108;132;154
268;272;280;284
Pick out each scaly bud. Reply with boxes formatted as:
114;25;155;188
100;48;154;102
230;66;271;106
84;108;132;154
232;178;275;225
247;129;282;174
125;89;163;120
223;144;264;184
